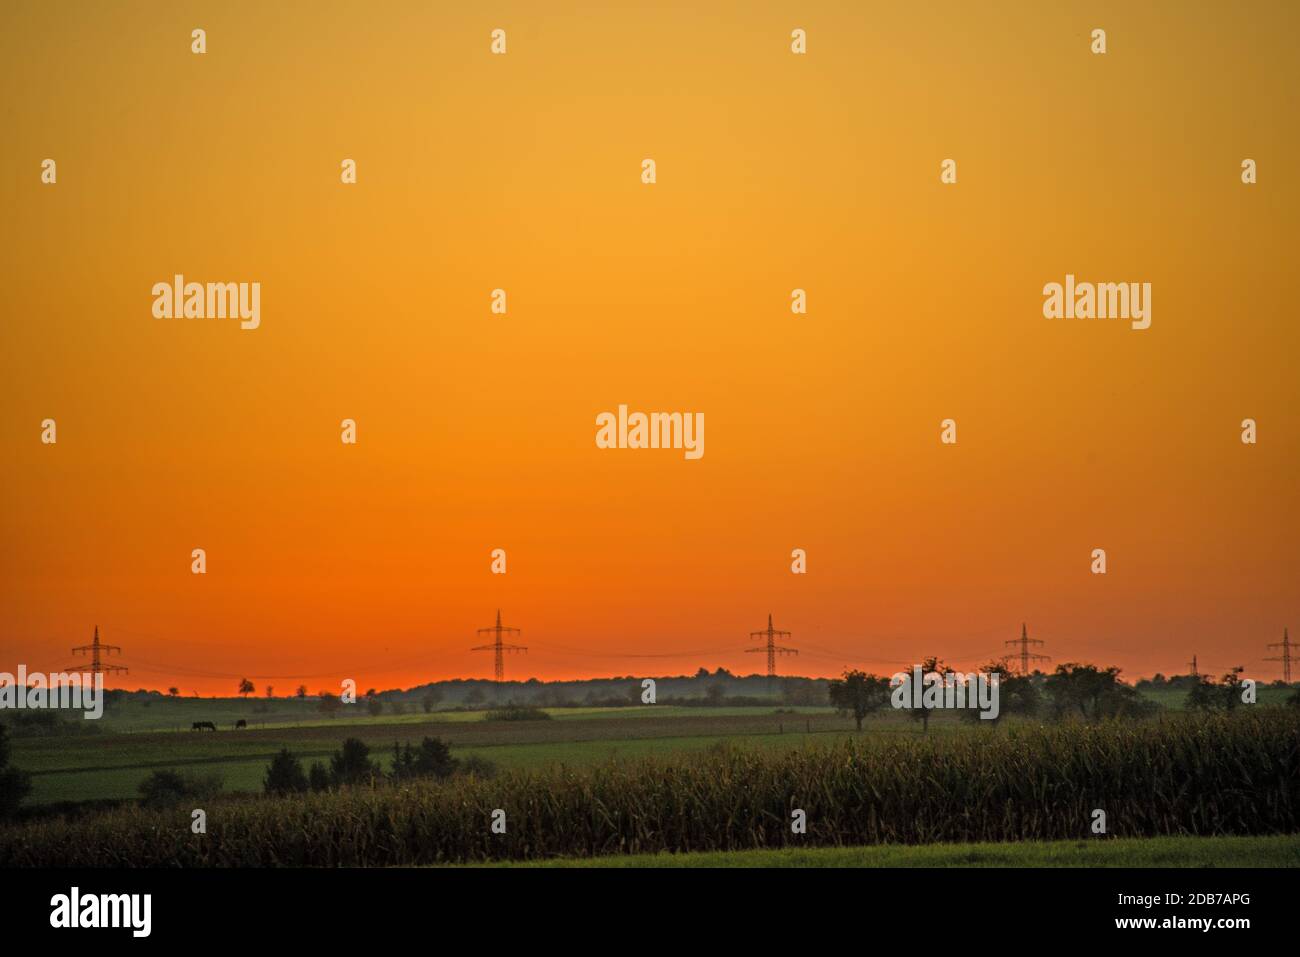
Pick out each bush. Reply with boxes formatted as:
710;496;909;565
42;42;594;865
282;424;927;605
329;738;379;787
137;769;222;810
391;737;457;781
263;749;308;795
308;762;331;793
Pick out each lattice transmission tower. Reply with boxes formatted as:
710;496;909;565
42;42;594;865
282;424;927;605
67;625;128;680
1005;622;1049;675
1266;627;1294;683
746;613;798;679
472;610;527;683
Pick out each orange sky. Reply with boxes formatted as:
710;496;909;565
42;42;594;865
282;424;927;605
2;1;1297;695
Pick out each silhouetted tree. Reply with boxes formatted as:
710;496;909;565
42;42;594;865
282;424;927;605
1045;663;1156;721
264;748;308;795
391;737;457;781
909;656;950;733
958;659;1039;724
329;738;378;787
827;670;889;731
1187;669;1244;712
238;678;255;698
308;761;331;792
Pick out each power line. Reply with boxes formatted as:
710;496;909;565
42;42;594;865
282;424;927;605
527;639;734;660
33;617;1286;689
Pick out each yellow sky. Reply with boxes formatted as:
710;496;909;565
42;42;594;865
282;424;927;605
2;1;1297;693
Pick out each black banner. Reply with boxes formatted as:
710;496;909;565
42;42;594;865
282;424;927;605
5;866;1280;941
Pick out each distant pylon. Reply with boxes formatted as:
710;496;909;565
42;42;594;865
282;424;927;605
471;610;526;684
1266;628;1294;683
67;625;128;680
1188;654;1199;677
746;613;798;679
1005;622;1049;675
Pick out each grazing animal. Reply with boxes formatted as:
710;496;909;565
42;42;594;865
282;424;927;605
192;721;217;731
234;719;247;729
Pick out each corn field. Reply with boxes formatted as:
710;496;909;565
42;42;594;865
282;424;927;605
3;710;1297;866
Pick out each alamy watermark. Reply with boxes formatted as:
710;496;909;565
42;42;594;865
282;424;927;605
889;666;1001;720
595;405;704;460
1042;274;1150;330
50;887;151;937
0;667;104;719
152;274;260;330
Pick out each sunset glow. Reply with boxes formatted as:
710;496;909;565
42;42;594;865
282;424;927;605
3;1;1297;695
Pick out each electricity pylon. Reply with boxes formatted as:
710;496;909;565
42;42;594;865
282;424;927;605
1266;628;1294;683
1005;622;1049;675
67;625;128;679
746;613;798;679
472;610;526;683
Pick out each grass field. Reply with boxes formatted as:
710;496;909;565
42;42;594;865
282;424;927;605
10;704;954;804
486;834;1300;868
42;693;843;734
7;688;1299;807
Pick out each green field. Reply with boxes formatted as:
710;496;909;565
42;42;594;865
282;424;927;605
486;834;1300;868
8;688;1299;807
11;703;940;804
46;697;837;735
